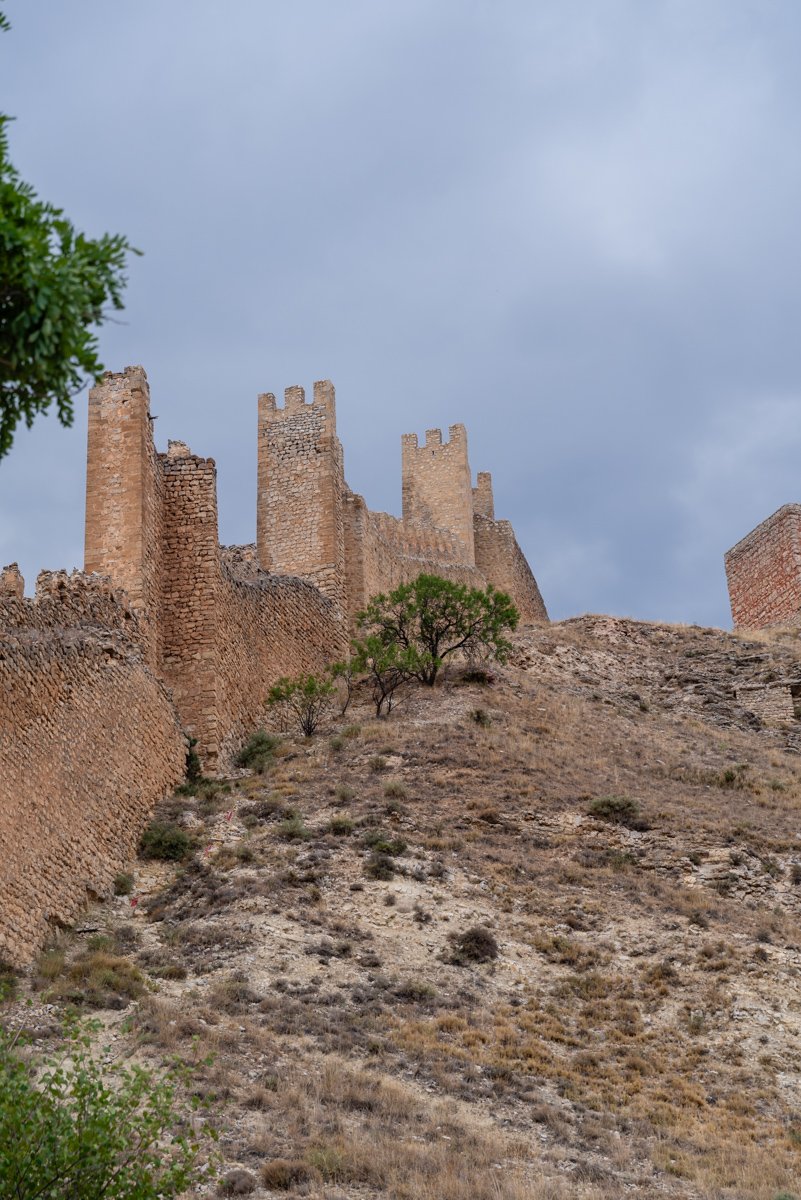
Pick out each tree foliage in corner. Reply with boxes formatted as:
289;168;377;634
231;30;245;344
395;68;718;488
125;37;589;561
354;573;519;688
0;1019;205;1199
0;10;138;460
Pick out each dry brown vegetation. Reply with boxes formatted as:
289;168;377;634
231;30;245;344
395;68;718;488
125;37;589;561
5;615;801;1198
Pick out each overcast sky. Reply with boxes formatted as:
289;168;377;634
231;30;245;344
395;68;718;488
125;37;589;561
2;1;801;625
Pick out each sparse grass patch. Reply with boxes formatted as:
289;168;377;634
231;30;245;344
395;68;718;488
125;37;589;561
276;813;312;841
328;816;354;836
260;1159;312;1190
46;950;146;1009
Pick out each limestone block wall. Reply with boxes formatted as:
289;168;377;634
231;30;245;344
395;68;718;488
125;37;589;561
735;683;796;727
473;514;549;623
343;492;484;617
0;577;184;967
725;505;801;629
217;551;347;763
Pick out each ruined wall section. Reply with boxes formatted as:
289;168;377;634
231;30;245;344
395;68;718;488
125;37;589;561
84;367;165;666
217;549;346;763
0;577;184;967
725;506;801;629
474;514;549;623
257;382;346;610
343;493;484;617
402;426;475;565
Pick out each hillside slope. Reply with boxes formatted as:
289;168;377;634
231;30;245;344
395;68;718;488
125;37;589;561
6;616;801;1199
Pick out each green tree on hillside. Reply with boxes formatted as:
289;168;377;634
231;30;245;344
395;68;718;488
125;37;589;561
0;10;138;460
355;574;519;687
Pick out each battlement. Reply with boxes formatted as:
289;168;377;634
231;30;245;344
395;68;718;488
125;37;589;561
473;471;495;519
402;419;474;562
402;423;467;451
258;380;337;427
0;562;23;599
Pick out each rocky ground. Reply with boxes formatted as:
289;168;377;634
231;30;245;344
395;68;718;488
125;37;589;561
5;616;801;1199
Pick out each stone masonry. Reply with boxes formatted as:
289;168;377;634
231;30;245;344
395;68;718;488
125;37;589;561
0;365;546;964
725;505;801;628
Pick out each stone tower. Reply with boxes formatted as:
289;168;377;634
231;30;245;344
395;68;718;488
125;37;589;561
256;381;346;609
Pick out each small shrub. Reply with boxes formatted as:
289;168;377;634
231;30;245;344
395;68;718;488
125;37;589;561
218;1168;257;1195
343;724;361;738
241;795;284;825
462;667;492;685
334;783;355;804
363;829;406;855
0;963;17;1003
369;755;388;773
260;1159;311;1190
329;816;354;836
113;871;134;896
185;736;203;785
587;795;648;830
791;863;801;885
471;707;491;726
762;855;783;879
267;673;335;737
364;852;395;881
235;729;278;773
139;822;192;862
384;780;407;800
447;925;499;965
276;814;312;842
329;735;345;751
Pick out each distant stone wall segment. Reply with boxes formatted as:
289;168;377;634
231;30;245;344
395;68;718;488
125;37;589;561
725;505;801;628
0;366;546;962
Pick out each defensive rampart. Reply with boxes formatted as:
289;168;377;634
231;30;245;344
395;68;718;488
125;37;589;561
0;574;185;966
1;365;546;963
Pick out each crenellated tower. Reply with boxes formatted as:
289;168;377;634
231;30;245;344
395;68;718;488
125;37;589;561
256;381;346;609
401;424;475;565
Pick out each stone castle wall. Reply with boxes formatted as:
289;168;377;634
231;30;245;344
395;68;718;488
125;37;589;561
725;505;801;629
85;372;345;766
0;575;185;967
473;514;549;624
0;365;545;963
